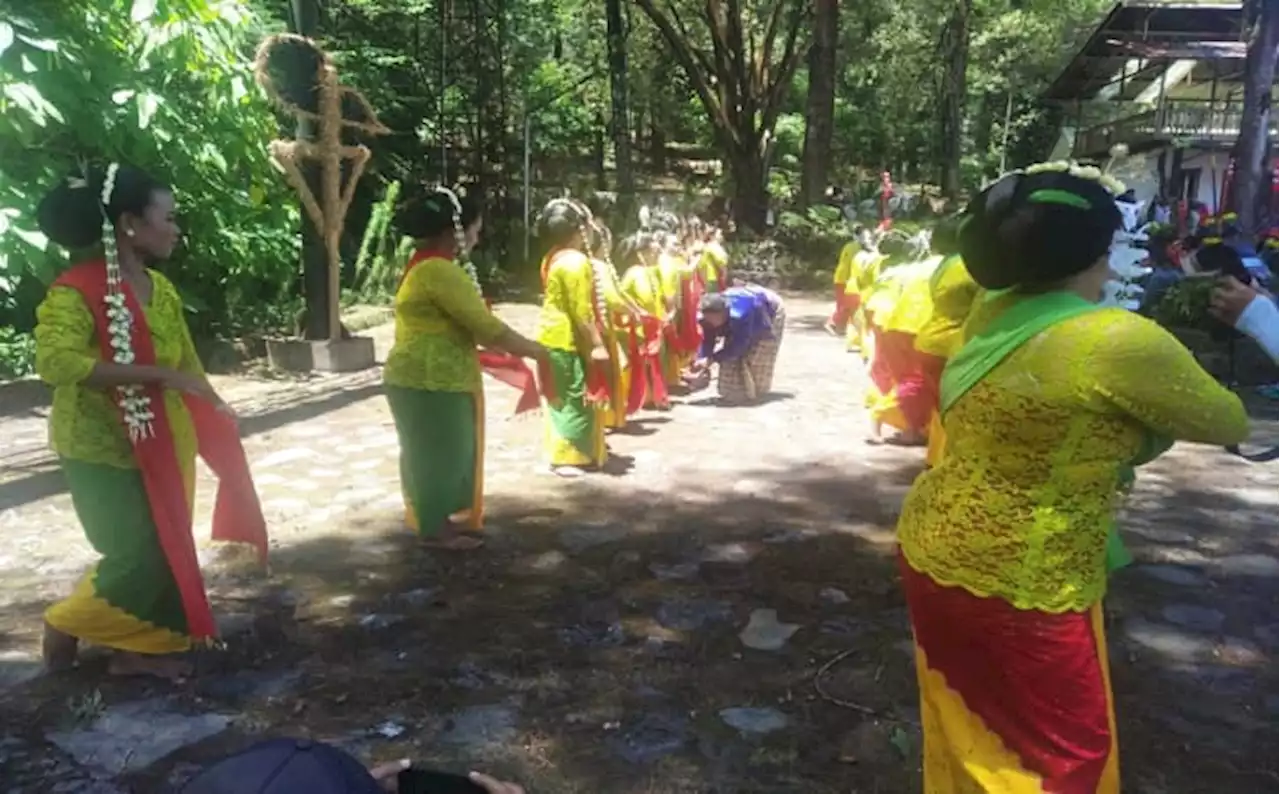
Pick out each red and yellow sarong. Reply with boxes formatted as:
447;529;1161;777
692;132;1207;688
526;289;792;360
900;555;1119;793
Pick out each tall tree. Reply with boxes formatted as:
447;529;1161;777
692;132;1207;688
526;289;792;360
937;0;972;198
799;0;838;207
634;0;812;230
605;0;635;221
1229;0;1279;235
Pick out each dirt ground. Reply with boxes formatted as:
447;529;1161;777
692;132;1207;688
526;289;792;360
0;294;1275;793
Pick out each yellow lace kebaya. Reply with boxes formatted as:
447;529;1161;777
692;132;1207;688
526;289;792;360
35;272;200;470
383;255;506;393
536;249;595;353
898;304;1249;613
915;256;980;359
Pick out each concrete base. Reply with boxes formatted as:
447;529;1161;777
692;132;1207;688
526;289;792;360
265;336;376;374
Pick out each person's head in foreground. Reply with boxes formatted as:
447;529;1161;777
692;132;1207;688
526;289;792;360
38;163;180;262
536;198;591;254
179;737;523;794
396;186;482;255
700;291;729;330
958;164;1122;300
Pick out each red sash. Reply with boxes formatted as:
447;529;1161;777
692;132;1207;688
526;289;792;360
55;261;269;643
584;263;613;407
401;249;556;414
622;314;668;413
676;275;704;354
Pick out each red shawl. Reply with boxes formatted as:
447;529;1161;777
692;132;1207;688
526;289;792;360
401;249;555;414
55;261;268;644
583;261;614;407
676;273;705;355
622;313;668;414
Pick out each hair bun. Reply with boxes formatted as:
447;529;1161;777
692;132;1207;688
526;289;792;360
37;167;109;250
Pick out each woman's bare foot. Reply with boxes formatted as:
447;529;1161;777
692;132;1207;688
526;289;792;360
42;622;78;672
884;429;927;447
108;652;193;681
865;420;884;445
552;465;585;479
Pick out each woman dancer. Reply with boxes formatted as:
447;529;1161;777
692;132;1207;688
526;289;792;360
618;232;670;411
536;199;611;476
36;164;265;679
385;186;547;549
912;219;977;465
586;220;633;431
896;164;1249;791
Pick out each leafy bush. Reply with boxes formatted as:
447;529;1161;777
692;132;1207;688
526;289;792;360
0;0;299;363
772;204;854;280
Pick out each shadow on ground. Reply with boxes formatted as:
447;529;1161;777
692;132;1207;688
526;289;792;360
0;454;1276;793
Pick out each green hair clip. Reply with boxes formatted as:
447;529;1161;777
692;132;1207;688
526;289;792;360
1028;188;1091;210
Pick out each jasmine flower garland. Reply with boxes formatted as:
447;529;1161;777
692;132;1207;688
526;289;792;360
98;162;154;441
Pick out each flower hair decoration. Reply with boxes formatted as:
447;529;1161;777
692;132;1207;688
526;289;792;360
96;163;155;441
435;186;482;297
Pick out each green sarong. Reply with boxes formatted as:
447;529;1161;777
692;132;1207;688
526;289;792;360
386;386;477;536
545;349;598;463
62;458;188;634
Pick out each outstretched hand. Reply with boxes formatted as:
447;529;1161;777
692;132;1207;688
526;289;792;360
1209;275;1261;327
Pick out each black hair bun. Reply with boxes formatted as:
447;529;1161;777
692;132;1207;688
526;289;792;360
960;170;1120;290
37;168;109;250
394;185;453;240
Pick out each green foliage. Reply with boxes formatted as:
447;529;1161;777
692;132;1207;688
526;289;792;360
353;179;407;302
772;205;855;280
0;0;298;365
0;324;34;378
1151;278;1218;331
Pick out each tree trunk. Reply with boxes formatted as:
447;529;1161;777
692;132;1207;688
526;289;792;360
650;116;667;173
938;0;972;199
728;145;769;232
799;0;838;208
1229;0;1279;235
593;110;608;190
605;0;635;223
289;0;331;340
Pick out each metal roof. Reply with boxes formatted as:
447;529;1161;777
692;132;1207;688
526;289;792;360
1043;1;1246;102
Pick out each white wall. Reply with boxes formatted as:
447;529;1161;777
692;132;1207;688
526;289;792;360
1106;147;1230;208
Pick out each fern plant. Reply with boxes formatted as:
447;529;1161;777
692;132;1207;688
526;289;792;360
353;180;412;302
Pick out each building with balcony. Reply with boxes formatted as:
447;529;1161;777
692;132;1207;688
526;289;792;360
1043;1;1277;207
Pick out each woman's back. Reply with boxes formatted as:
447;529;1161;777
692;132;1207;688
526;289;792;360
899;303;1247;612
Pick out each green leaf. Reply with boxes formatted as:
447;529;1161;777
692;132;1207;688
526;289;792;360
131;0;158;23
0;22;14;56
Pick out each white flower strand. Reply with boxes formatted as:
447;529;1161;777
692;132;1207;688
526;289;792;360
98;163;154;442
436;186;483;297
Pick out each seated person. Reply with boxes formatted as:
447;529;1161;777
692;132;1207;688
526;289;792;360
687;286;786;405
181;737;523;794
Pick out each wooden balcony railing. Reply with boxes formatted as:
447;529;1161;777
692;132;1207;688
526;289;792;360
1074;99;1279;158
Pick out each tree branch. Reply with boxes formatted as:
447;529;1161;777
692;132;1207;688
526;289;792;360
636;0;741;149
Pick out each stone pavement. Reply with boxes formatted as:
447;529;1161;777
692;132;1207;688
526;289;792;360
0;296;1275;792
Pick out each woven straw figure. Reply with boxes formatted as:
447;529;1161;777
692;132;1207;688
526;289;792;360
254;34;389;340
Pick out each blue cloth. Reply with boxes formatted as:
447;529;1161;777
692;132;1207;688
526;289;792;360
181;738;383;794
698;285;779;363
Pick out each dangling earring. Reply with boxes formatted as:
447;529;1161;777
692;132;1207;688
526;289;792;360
124;228;135;238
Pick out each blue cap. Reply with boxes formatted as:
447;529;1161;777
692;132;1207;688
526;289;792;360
181;738;384;794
